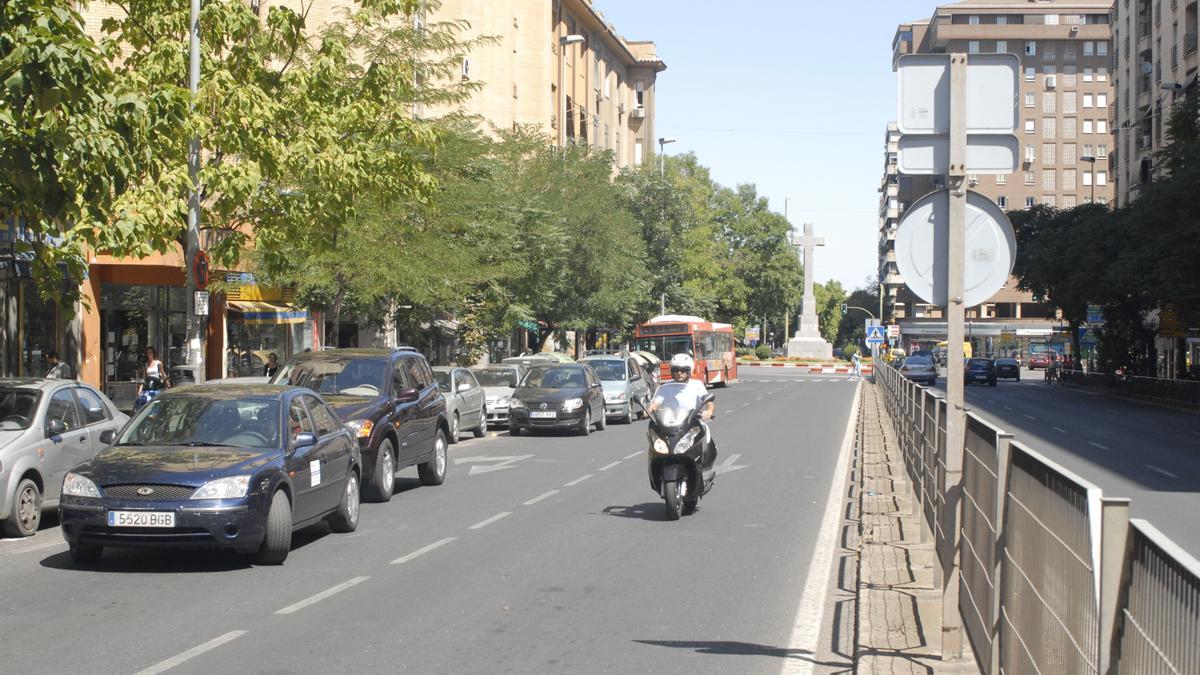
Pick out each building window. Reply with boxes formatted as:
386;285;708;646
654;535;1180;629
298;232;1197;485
1063;143;1077;164
1063;194;1077;208
634;139;643;166
997;195;1009;209
635;81;645;109
1097;144;1108;158
1043;169;1057;189
1043;194;1057;207
1083;67;1094;82
996;173;1008;185
1096;171;1107;186
1083;143;1094;157
1063;118;1077;139
1097;41;1107;56
996;40;1008;54
1096;93;1107;108
1025;41;1037;56
1043;92;1056;113
1083;171;1093;186
1063;92;1077;113
1063;66;1077;87
997;15;1008;25
1024;169;1036;185
1083;119;1094;134
1025;144;1036;162
1044;14;1060;25
1083;41;1094;56
1025;196;1036;208
1025;92;1036;107
1043;117;1056;139
1064;168;1077;189
1025;66;1036;81
969;40;980;54
1025;119;1036;134
1096;120;1107;134
1043;44;1057;60
1083;93;1094;108
1097;67;1108;81
969;14;980;25
1043;143;1057;165
1064;44;1077;61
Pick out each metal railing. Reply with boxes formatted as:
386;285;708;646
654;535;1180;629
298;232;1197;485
1060;369;1200;411
874;365;1200;673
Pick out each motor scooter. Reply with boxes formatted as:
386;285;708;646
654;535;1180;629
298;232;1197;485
646;386;717;520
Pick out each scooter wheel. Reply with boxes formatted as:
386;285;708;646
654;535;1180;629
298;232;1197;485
663;480;682;521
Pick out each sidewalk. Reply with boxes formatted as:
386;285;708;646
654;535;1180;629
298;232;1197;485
852;382;978;673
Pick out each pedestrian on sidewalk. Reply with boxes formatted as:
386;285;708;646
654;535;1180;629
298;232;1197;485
44;351;73;379
850;351;862;380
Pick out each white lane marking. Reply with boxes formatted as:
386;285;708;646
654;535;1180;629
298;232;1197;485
1004;406;1013;411
522;489;560;506
623;451;641;460
452;454;535;476
599;461;622;471
755;396;764;401
781;381;862;675
391;537;457;565
1023;414;1036;420
1053;426;1067;433
468;512;512;530
742;402;751;407
724;409;735;414
564;474;593;487
275;576;370;615
133;630;248;675
1089;441;1110;450
716;453;748;475
1146;464;1180;479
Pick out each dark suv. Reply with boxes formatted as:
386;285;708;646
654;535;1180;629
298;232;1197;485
272;349;449;502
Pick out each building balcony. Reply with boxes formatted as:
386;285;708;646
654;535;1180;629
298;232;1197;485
1186;29;1198;56
929;22;1111;44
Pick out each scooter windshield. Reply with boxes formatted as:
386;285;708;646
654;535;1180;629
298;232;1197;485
652;382;698;428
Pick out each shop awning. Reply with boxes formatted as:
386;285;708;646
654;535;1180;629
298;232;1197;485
227;300;308;325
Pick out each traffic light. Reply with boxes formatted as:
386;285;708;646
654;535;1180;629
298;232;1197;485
840;303;848;316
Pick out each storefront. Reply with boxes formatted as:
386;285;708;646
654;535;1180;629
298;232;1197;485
223;274;313;377
0;217;77;379
98;283;188;383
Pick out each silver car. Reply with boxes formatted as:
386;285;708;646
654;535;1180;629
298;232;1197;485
0;379;128;537
579;355;652;423
471;364;524;429
899;356;938;386
433;367;487;443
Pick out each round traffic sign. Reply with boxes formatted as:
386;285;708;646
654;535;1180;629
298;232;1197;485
191;250;210;290
894;189;1016;308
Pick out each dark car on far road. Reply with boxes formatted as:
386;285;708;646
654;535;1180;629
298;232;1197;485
964;358;998;386
271;349;449;503
508;364;606;436
994;357;1021;381
59;385;361;565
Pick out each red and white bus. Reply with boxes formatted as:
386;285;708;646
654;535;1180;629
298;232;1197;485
633;315;737;387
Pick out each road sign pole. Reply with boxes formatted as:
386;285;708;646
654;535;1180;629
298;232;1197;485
942;52;967;661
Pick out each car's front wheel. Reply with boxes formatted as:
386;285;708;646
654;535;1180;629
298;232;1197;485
418;430;448;486
367;439;396;503
595;404;606;431
329;471;360;533
254;490;293;565
2;478;41;538
578;408;591;436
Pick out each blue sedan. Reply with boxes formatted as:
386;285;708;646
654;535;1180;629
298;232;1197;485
59;385;360;565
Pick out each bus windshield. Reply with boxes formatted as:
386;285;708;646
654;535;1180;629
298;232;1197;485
636;336;693;357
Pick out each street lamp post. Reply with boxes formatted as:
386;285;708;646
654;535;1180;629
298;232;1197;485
657;137;675;177
1080;154;1097;204
186;0;205;382
559;34;585;148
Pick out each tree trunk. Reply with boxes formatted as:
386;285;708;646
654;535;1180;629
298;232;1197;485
330;273;348;349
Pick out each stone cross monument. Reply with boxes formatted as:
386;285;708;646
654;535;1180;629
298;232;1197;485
786;222;834;359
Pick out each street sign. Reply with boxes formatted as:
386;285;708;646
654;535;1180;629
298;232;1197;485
865;318;881;332
745;325;761;342
194;290;210;316
865;325;886;346
897;54;1019;135
1087;304;1104;325
896;53;1019;175
887;324;900;340
1080;327;1098;347
894;189;1017;308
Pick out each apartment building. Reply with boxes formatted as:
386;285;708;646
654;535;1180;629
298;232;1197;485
1112;0;1199;207
883;1;1115;351
430;0;665;169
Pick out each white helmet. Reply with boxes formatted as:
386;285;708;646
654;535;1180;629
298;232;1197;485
669;353;694;376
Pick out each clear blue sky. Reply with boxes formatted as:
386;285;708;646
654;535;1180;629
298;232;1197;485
596;0;938;291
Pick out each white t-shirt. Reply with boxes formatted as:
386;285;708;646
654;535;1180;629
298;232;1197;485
652;379;709;412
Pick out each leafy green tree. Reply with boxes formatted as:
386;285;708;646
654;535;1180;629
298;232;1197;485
814;280;847;345
0;0;189;307
834;282;880;352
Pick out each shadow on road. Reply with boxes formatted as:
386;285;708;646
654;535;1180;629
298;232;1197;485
600;503;668;521
38;522;334;573
633;639;851;669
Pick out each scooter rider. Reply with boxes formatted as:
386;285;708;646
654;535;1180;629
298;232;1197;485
647;354;717;464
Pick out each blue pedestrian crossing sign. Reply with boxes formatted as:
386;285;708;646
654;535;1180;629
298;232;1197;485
865;325;887;346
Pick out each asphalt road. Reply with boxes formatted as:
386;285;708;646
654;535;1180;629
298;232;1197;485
0;371;860;675
922;367;1200;555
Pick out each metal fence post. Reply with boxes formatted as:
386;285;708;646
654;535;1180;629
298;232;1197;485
989;436;1013;675
1098;497;1131;674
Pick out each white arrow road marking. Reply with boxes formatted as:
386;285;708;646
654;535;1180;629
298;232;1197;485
1146;465;1179;478
452;454;535;476
716;453;747;475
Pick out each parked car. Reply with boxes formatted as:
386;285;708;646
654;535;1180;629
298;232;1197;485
271;348;449;502
58;384;360;564
471;364;525;428
994;357;1021;381
0;379;128;537
508;364;606;436
203;376;271;385
1028;353;1052;370
433;366;487;443
630;351;662;388
579;355;652;423
964;358;998;386
898;356;938;386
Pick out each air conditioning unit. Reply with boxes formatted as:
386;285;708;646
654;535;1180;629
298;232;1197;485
968;178;979;187
1046;75;1057;89
630;107;646;119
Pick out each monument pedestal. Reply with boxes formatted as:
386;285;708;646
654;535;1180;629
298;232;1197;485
786;332;833;359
